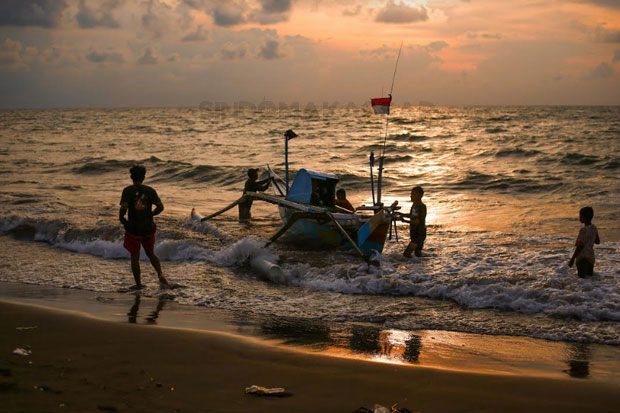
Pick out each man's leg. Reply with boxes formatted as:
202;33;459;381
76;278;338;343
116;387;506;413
130;252;142;288
145;249;169;286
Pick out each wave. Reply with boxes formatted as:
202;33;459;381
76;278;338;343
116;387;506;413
356;143;401;154
0;215;270;266
485;127;508;134
487;115;513;122
493;147;542;158
72;159;136;174
390;133;428;142
560;153;600;166
383;155;414;164
276;235;620;325
448;171;563;192
390;117;419;125
602;159;620;169
68;156;246;186
2;215;620;329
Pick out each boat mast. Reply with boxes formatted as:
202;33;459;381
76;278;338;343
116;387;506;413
376;42;403;206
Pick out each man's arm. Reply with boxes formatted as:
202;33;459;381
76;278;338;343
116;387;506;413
257;177;271;192
119;202;129;228
152;201;164;216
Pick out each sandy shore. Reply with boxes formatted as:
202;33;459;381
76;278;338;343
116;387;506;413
2;301;619;412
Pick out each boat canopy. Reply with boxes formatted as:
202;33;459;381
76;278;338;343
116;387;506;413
286;169;339;207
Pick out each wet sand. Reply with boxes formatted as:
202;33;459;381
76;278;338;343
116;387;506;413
2;301;619;413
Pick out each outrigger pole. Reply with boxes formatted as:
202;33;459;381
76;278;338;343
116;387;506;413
376;42;403;206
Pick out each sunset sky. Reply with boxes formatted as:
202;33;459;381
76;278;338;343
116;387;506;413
1;0;619;108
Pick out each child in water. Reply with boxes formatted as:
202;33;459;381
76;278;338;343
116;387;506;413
403;186;427;258
569;206;600;277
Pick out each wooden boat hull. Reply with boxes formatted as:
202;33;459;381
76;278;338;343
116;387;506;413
279;206;390;254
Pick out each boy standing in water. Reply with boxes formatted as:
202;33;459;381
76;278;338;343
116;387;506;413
403;186;427;258
119;164;170;289
569;206;600;277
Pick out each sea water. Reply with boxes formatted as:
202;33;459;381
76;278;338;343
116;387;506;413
0;106;619;349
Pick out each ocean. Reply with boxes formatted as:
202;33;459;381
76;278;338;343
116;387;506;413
1;105;619;350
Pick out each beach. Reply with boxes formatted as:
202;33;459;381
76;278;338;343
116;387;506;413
3;296;620;413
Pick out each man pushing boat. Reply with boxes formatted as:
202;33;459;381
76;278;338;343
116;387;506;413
239;168;271;222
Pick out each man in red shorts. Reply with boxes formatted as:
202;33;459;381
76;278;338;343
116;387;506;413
119;164;170;289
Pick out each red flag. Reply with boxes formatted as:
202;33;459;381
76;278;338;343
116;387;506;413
370;95;392;114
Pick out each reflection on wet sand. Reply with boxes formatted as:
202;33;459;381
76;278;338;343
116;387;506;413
127;295;167;325
404;335;422;363
257;316;331;350
243;316;424;365
565;343;591;379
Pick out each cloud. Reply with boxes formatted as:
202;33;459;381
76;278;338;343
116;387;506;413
614;49;620;63
181;25;208;41
572;0;620;9
594;26;620;43
220;44;247;60
342;5;362;17
86;50;124;64
259;0;291;14
76;0;121;29
249;12;289;25
425;41;449;52
375;1;428;24
0;38;38;71
0;0;67;27
141;0;171;39
212;2;245;27
258;39;283;59
359;44;398;57
137;47;159;65
586;62;613;79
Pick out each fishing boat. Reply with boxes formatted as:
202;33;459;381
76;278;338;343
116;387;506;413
198;46;404;264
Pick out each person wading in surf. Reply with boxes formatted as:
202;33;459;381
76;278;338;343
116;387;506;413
569;206;600;278
239;168;271;222
119;164;170;289
402;186;427;258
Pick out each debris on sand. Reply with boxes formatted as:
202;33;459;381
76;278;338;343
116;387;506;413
244;385;288;396
12;348;31;356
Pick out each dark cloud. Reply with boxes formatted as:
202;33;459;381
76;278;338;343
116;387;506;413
613;49;620;63
86;50;124;64
0;0;67;27
259;0;291;14
425;41;449;52
212;3;245;27
594;25;620;43
375;1;428;24
76;0;121;29
258;39;283;59
573;0;620;9
250;12;289;25
181;25;208;41
137;47;158;65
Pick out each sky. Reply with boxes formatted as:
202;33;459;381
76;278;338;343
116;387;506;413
0;0;619;108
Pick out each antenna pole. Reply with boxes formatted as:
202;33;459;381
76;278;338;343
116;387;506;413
376;43;402;206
